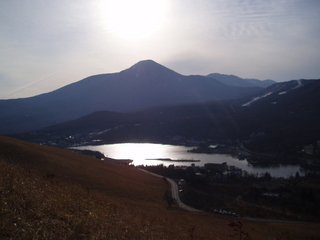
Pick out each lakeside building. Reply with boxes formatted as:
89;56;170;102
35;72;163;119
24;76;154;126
204;162;227;173
182;162;243;183
303;145;315;155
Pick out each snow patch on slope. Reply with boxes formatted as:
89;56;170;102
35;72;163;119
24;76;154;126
292;80;302;89
242;92;273;107
242;80;304;107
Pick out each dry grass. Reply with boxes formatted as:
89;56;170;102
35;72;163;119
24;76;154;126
0;160;222;239
1;161;114;239
1;136;320;239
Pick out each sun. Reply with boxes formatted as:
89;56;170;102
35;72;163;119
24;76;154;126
103;0;167;40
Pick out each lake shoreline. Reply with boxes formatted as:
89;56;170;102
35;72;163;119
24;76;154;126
146;158;201;162
71;143;305;178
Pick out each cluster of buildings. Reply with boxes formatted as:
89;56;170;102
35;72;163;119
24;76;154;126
182;162;243;183
303;141;320;156
302;141;320;170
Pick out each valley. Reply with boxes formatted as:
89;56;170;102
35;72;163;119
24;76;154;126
8;77;320;164
1;136;320;239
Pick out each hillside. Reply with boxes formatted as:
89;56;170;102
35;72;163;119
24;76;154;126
0;60;262;134
13;102;238;145
1;136;320;239
235;79;320;153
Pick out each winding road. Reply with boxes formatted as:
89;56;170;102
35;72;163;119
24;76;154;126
139;168;201;212
139;168;313;223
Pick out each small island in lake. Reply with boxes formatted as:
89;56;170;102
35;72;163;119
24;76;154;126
146;158;200;162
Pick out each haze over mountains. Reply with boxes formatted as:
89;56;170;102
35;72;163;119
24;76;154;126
1;60;265;134
207;73;275;88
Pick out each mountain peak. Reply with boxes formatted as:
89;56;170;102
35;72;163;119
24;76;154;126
135;59;158;65
124;59;178;78
128;59;165;71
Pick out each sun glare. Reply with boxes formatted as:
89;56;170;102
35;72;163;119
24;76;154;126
103;0;167;40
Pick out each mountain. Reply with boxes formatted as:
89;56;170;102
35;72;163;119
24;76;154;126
0;60;262;134
235;79;320;153
14;80;320;154
238;79;320;108
13;102;237;145
207;73;276;88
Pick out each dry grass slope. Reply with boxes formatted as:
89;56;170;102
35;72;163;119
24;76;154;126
1;136;320;239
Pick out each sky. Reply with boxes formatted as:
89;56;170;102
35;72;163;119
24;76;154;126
1;0;320;99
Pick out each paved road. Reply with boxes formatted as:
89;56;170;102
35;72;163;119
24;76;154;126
139;168;201;212
138;168;316;223
165;177;201;212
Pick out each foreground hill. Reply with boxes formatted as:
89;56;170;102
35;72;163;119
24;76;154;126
1;136;319;239
0;60;262;135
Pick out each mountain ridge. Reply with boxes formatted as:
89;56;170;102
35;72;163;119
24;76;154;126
207;73;276;88
0;60;263;134
13;79;320;154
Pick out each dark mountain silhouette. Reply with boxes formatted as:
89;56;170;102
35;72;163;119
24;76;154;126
234;79;320;153
0;60;262;134
13;102;237;144
207;73;276;88
13;79;320;154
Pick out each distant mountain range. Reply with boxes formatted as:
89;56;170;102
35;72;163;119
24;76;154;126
4;58;319;153
12;79;320;155
207;73;276;88
0;60;265;134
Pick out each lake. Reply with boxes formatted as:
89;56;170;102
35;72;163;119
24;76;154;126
72;143;306;178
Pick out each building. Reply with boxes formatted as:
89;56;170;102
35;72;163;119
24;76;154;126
303;145;314;155
227;166;242;178
204;162;227;174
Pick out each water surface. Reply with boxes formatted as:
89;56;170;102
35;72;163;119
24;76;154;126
73;143;305;178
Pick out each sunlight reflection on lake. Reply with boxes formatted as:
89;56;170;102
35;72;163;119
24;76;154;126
72;143;306;178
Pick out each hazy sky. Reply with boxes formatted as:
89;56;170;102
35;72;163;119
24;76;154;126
1;0;320;99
